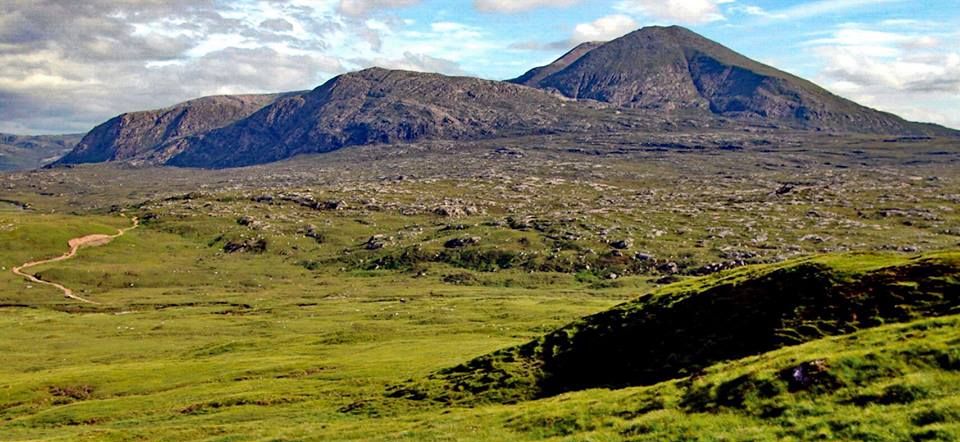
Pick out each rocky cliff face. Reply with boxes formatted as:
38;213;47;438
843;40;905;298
56;94;289;165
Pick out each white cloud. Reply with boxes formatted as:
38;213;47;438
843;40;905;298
0;0;508;133
352;51;468;75
732;4;780;18
571;14;638;43
474;0;581;14
809;23;960;128
806;28;940;51
810;25;960;94
430;21;483;39
615;0;727;24
817;46;960;93
337;0;421;17
736;0;906;21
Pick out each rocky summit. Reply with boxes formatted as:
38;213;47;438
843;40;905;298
512;26;951;134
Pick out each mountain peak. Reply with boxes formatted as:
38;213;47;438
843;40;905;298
613;25;703;44
512;26;949;134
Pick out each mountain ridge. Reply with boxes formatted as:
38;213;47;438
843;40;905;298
162;67;613;168
0;133;81;171
48;26;959;169
509;41;605;87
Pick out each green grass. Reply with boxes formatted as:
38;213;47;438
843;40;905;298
0;213;131;305
0;210;625;440
5;309;955;440
1;211;956;440
1;140;959;440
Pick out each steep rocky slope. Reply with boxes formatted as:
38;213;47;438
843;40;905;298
0;133;81;171
55;93;291;165
513;26;952;135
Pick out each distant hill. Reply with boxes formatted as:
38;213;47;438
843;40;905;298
0;133;81;171
511;26;953;135
55;93;295;166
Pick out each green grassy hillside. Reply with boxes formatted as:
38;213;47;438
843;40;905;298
394;252;960;405
378;314;960;441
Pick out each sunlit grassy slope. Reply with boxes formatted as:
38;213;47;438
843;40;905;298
0;207;957;440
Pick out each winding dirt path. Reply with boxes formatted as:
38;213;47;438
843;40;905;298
11;217;139;304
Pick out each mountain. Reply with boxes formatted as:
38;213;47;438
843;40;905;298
51;26;958;170
0;133;81;171
511;26;952;135
55;93;293;165
162;68;607;168
391;252;960;405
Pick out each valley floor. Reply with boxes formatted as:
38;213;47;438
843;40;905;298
1;135;958;440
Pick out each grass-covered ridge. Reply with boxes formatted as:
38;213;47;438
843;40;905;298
443;314;960;441
393;252;960;405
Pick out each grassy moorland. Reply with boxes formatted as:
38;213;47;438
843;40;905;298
0;136;958;440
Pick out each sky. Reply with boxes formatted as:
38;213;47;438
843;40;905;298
1;0;958;134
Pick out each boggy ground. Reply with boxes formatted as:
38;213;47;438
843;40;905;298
0;132;958;440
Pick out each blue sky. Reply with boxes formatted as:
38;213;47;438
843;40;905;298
1;0;958;133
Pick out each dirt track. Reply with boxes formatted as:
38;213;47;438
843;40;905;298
11;217;139;304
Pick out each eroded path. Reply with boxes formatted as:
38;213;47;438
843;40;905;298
11;217;139;304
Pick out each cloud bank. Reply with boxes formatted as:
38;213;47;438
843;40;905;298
0;0;477;134
1;0;957;133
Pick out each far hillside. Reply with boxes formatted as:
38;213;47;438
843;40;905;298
0;133;81;171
